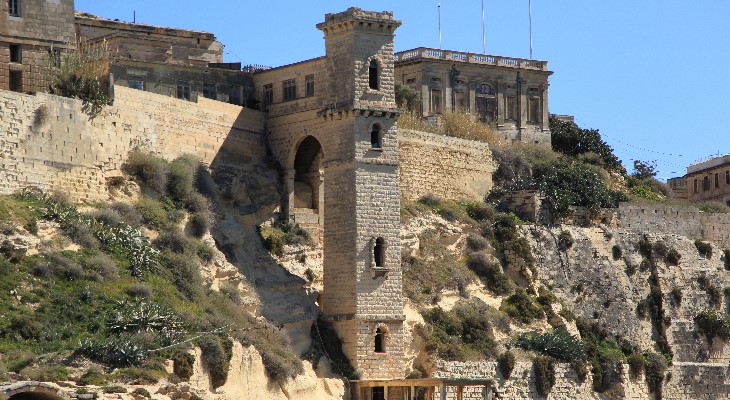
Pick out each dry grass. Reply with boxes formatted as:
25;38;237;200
398;111;507;147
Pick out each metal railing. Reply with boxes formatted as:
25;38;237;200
394;47;548;71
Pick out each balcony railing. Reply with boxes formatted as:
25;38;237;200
394;47;548;71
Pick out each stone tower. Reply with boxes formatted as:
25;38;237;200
316;8;405;380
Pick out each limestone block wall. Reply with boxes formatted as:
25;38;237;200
436;360;730;399
0;86;265;201
398;129;495;201
617;203;730;248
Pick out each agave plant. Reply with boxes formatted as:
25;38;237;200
19;189;158;277
515;329;585;361
77;337;145;367
108;300;182;338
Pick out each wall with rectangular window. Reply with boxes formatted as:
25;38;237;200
128;75;145;90
305;74;314;97
8;0;21;17
177;81;191;101
283;79;297;101
203;83;217;100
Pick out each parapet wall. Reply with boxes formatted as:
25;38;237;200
617;203;730;247
0;86;265;201
398;129;495;201
436;360;730;399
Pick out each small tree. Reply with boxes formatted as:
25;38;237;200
47;42;112;115
631;160;657;180
395;82;420;112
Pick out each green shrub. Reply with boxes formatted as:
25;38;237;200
19;365;69;382
515;329;585;361
627;351;645;379
122;150;169;193
612;245;623;260
464;202;495;222
504;238;535;268
418;194;442;207
497;351;515;379
707;284;722;308
549;117;623;172
645;353;666;399
570;360;588;382
515;160;628;219
500;288;544;324
110;202;144;227
86;253;119;282
132;388;151;398
198;335;233;388
636;299;648;319
420;300;498;361
136;198;169;230
465;234;490;252
653;242;668;258
533;356;556;397
158;251;202;300
24;218;38;235
467;252;513;295
694;308;730;342
637;238;653;258
670;288;682;307
47;43;112;115
173;352;195;381
558;230;574;250
102;386;128;394
77;366;106;386
260;221;312;257
8;315;42;340
126;283;151;300
695;240;713;259
666;248;681;266
189;210;213;238
166;155;199;206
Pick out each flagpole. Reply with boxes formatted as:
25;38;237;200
438;1;442;50
529;0;533;59
482;0;486;54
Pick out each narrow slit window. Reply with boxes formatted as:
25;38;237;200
726;170;729;185
374;327;385;353
305;74;314;97
369;59;379;90
374;237;385;267
370;124;382;149
716;173;720;188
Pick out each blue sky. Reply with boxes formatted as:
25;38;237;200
75;1;730;180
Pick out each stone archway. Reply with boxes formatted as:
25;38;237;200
285;136;324;236
2;382;70;400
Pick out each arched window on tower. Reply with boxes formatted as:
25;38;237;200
374;327;386;353
369;60;379;90
371;124;382;149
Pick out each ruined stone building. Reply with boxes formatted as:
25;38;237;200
668;154;730;205
394;49;552;145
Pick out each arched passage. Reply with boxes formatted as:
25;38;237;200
290;136;323;214
3;383;70;400
9;393;67;400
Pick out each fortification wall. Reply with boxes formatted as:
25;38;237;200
0;86;265;201
398;129;495;201
437;360;730;399
617;203;730;247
